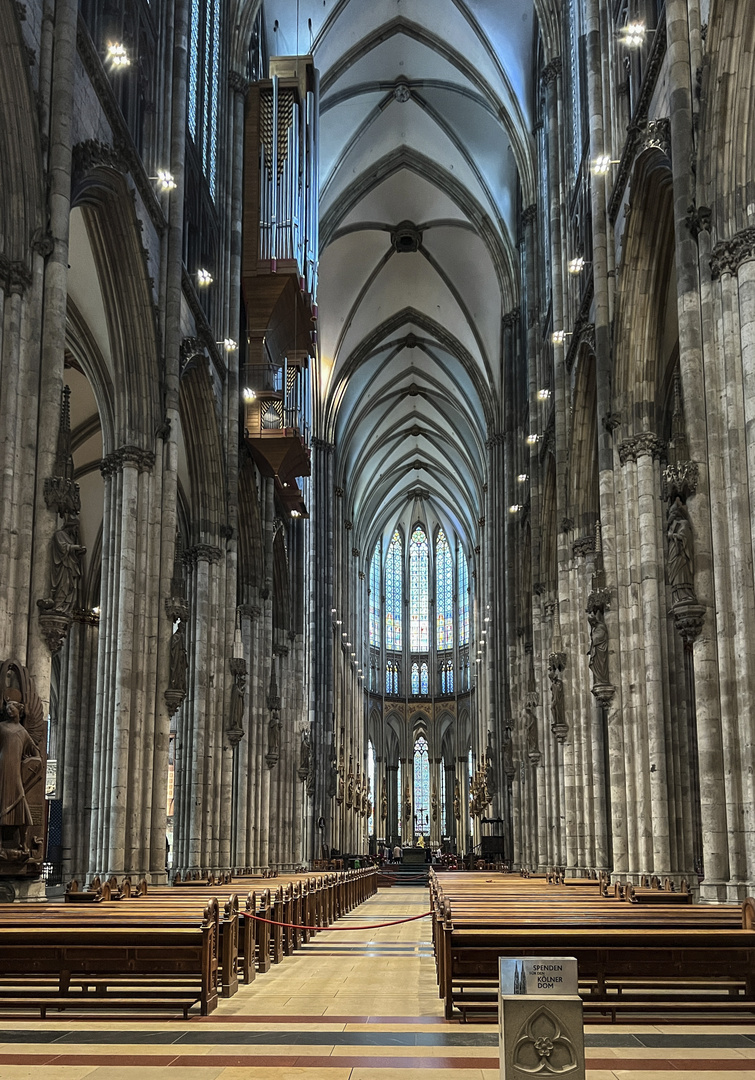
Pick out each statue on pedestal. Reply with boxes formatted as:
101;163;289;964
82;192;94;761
0;661;46;876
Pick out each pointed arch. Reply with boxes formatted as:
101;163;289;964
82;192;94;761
179;357;227;546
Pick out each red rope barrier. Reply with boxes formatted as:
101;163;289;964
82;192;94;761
242;910;434;931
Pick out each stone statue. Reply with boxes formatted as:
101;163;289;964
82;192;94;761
169;622;188;692
431;785;438;821
50;513;86;613
587;608;609;685
524;706;539;755
0;696;42;857
381;782;388;819
327;757;338;799
485;754;497;799
299;729;311;778
404;783;412;823
453;779;461;820
227;660;245;747
347;770;354;807
549;666;564;728
268;711;281;757
667;496;695;604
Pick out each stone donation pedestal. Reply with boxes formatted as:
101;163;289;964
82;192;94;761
498;957;584;1080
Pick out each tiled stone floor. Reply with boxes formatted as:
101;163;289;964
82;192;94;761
1;886;754;1078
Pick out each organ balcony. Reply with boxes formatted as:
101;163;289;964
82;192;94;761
242;357;311;500
242;55;319;375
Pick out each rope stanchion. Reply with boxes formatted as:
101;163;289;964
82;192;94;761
243;910;434;932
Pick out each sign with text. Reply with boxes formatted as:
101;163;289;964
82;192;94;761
499;956;578;996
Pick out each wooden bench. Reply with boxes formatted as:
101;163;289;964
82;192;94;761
0;900;219;1017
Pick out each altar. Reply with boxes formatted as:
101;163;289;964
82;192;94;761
401;846;426;865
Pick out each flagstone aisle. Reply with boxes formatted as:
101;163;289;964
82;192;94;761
0;887;753;1078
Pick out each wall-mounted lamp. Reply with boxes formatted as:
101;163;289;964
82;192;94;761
197;268;213;286
107;42;130;67
150;170;175;190
551;330;573;346
619;22;653;47
592;155;620;175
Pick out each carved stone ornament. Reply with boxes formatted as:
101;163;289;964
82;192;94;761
0;660;47;877
393;82;411;103
672;599;706;646
572;534;595;559
540;56;562;86
513;1005;579;1075
38;388;86;653
710;227;755;280
618;432;665;464
390;220;422;253
662;461;699;502
0;254;32;295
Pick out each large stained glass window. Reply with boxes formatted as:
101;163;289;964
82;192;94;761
436;530;453;650
367;740;376;837
413;736;430;836
386;530;402;650
410;526;429;650
369;541;381;647
458;545;469;646
420;661;429;695
397;760;402;837
411;662;420;696
440;659;453;695
187;0;221;200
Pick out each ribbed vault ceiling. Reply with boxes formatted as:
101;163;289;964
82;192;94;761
259;0;537;553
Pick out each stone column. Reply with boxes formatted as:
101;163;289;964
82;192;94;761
665;0;728;898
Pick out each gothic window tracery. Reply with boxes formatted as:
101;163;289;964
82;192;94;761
386;530;403;651
188;0;222;199
458;545;470;646
410;525;429;651
413;736;430;836
370;540;381;647
436;529;453;650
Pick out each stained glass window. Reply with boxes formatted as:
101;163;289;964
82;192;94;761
440;757;447;834
441;660;453;695
386;662;399;695
436;530;453;650
397;760;402;837
386;530;402;650
458;545;469;646
369;541;381;647
420;661;429;695
411;662;420;696
207;0;221;199
186;0;221;201
413;737;430;836
367;740;376;837
410;526;429;651
188;0;200;140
